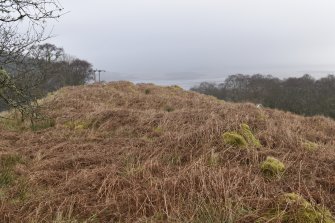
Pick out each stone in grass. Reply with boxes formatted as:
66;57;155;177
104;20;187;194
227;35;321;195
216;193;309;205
257;193;335;223
222;132;247;147
260;156;285;178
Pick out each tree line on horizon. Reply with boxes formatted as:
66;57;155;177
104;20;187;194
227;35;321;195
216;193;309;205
191;74;335;119
0;0;67;118
0;1;94;118
0;43;94;112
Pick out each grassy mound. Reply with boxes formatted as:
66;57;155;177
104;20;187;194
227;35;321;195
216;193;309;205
0;81;334;222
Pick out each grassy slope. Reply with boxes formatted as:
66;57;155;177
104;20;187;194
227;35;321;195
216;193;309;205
0;81;334;222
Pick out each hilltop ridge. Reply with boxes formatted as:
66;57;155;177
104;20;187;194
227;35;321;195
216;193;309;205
0;81;334;222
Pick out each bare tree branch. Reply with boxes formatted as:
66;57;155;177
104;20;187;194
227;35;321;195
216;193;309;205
0;0;63;123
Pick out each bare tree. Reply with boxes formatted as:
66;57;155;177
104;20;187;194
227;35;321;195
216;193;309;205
0;0;63;119
29;43;64;63
0;0;63;64
25;43;94;92
0;0;62;23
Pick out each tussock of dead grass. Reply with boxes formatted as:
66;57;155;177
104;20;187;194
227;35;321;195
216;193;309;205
0;81;334;222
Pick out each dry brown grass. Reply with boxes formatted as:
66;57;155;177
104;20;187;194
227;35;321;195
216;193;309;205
0;81;334;222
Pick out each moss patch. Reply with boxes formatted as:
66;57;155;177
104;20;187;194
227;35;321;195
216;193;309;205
0;111;25;131
208;151;220;167
222;123;261;149
31;118;55;131
153;127;163;134
302;141;319;152
0;170;15;187
164;105;175;112
222;132;247;147
171;85;183;90
0;154;22;168
260;156;285;178
0;154;23;187
240;124;261;147
64;120;90;130
0;112;55;132
257;193;335;223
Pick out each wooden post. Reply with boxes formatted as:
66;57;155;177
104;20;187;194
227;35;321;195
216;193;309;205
93;69;106;83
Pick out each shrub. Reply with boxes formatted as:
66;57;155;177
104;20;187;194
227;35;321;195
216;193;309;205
260;156;285;178
222;132;247;147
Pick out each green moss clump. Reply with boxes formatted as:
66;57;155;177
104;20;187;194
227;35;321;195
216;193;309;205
74;124;86;130
153;127;163;133
164;154;183;166
144;89;151;94
216;97;225;103
208;151;220;167
240;124;261;147
222;132;248;147
0;154;23;187
64;120;90;130
0;170;15;187
31;118;55;131
0;69;10;84
170;85;183;90
0;111;26;131
0;111;55;132
164;106;175;112
222;123;261;149
258;193;335;223
0;155;22;169
302;141;319;152
260;156;285;178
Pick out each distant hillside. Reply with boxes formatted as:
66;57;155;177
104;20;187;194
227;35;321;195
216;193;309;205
0;82;334;222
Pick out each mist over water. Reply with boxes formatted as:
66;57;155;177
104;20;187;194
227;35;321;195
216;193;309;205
51;0;335;85
103;69;335;89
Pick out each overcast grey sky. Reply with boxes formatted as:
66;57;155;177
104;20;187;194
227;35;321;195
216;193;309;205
50;0;335;86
